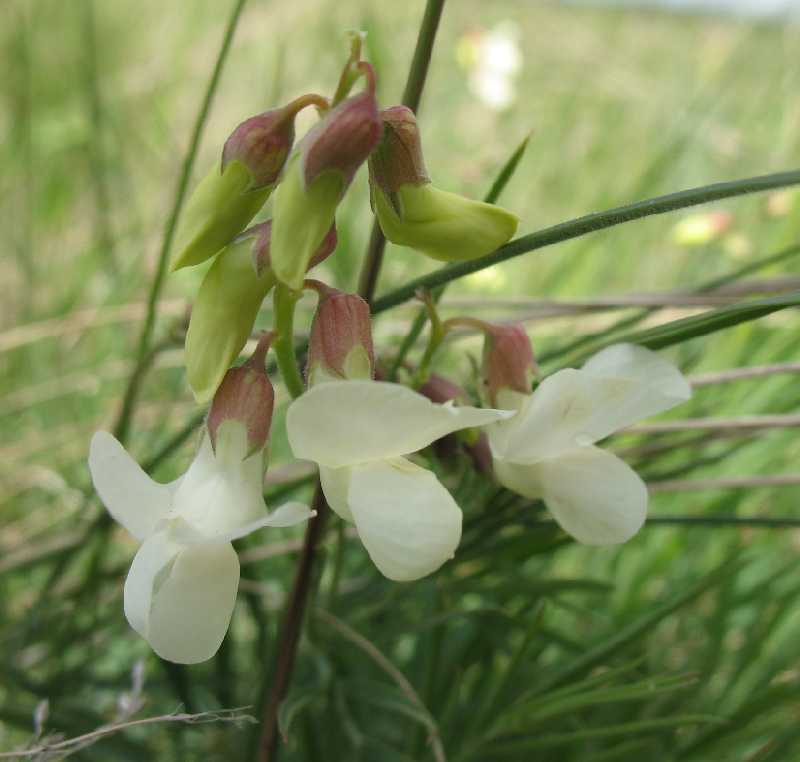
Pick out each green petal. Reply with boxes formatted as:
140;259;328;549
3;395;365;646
270;156;343;290
375;183;519;262
185;238;276;403
171;161;271;271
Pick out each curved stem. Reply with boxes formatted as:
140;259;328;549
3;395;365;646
272;283;305;399
372;168;800;315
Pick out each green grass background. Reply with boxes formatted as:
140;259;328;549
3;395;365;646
1;0;799;759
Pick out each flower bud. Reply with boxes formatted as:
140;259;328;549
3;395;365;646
271;69;381;290
207;333;275;459
369;107;519;262
171;96;325;272
185;221;338;403
306;283;374;386
481;323;538;408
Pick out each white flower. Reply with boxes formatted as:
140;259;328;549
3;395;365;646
486;344;692;545
286;380;513;581
88;422;313;663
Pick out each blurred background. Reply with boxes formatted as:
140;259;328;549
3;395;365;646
1;0;799;759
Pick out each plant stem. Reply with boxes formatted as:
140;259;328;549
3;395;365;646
113;0;249;444
356;0;446;303
372;169;800;315
272;283;305;399
257;5;447;758
255;487;328;762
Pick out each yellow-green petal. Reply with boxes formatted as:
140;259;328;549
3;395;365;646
375;183;518;263
270;156;343;290
171;161;271;272
185;238;276;403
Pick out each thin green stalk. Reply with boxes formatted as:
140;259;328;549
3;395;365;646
113;0;249;443
525;516;800;529
372;169;800;315
325;522;346;609
357;0;446;303
272;284;305;398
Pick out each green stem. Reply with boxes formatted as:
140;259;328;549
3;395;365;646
372;168;800;315
272;283;305;398
256;7;448;760
326;522;346;609
357;0;446;303
113;0;249;443
525;516;800;529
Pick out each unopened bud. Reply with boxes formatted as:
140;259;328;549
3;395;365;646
185;220;338;402
185;226;275;404
481;323;538;408
306;283;374;386
369;106;518;262
171;95;325;272
271;67;381;290
207;333;275;458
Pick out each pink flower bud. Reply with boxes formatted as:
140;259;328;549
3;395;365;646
369;105;430;200
306;284;374;384
243;220;338;277
482;324;538;407
207;333;275;457
222;94;328;189
301;65;382;191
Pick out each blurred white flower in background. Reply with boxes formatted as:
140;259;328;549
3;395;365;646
456;22;523;111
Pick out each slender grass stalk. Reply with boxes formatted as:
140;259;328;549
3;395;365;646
113;0;249;444
372;169;800;314
356;0;446;303
257;6;447;759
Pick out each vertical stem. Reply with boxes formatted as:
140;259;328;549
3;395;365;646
356;0;446;304
256;487;329;761
113;0;249;444
256;4;447;759
272;283;306;399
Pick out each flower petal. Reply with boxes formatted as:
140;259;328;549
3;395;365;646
536;447;647;545
319;465;354;521
581;343;692;426
287;380;513;468
488;345;690;464
493;457;544;500
88;431;173;541
124;531;240;664
170;429;268;539
346;457;462;581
